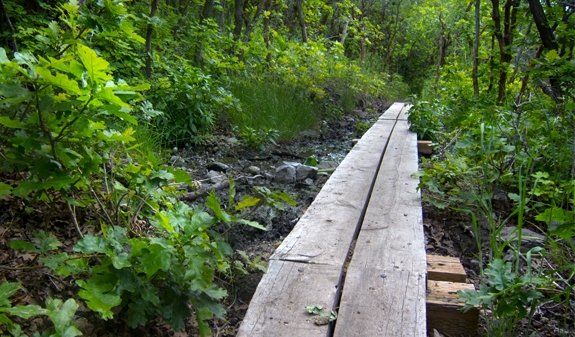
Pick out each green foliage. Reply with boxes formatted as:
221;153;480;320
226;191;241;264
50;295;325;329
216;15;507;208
0;282;81;337
459;250;546;335
239;126;279;150
228;77;319;142
407;98;445;142
149;61;240;145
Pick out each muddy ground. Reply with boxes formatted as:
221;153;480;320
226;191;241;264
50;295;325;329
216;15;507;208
1;99;574;336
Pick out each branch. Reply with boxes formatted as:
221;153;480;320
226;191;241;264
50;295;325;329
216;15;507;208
0;0;18;52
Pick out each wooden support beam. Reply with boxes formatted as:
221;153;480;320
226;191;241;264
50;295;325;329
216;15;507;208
426;254;467;283
417;140;433;155
427;280;479;337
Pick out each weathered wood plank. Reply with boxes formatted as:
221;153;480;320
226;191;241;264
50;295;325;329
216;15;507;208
239;105;405;337
426;255;467;283
427;280;479;336
236;260;341;337
271;118;398;265
380;102;405;120
398;103;412;120
334;120;426;337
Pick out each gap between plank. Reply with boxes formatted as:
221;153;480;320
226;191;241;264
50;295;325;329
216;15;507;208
326;108;404;336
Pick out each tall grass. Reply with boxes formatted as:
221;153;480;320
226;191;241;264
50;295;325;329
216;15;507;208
227;78;320;142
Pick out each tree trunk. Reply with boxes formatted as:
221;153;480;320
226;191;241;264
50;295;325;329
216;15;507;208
472;0;480;99
340;17;351;44
145;0;159;79
434;13;446;92
218;0;226;32
527;0;563;102
233;0;245;40
490;0;518;104
243;0;268;43
296;0;307;43
0;0;18;53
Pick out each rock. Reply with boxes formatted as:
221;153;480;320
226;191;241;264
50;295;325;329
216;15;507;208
296;165;318;181
274;165;296;184
303;178;314;186
299;129;320;139
206;170;227;184
207;161;230;172
227;137;238;145
499;226;545;252
246;166;261;174
317;161;338;170
170;156;186;167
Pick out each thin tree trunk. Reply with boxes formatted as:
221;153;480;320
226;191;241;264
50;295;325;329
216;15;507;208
340;17;351;44
434;13;446;92
233;0;244;40
527;0;563;102
296;0;307;43
145;0;159;80
472;0;480;99
0;0;17;53
243;0;268;43
218;0;225;32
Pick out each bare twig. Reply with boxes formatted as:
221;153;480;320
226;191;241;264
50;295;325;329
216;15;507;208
66;201;84;238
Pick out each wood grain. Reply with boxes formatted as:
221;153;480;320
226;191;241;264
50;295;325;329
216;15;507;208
426;255;467;283
333;120;426;337
236;260;341;337
239;104;409;337
271;118;398;265
380;102;405;120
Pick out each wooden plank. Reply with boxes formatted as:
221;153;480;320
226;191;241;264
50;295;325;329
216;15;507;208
427;280;479;336
426;255;467;283
398;103;412;120
334;121;426;337
380;102;406;120
418;140;433;155
239;107;403;337
237;260;341;337
272;119;397;265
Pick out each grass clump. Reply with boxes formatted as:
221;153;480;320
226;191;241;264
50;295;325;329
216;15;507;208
228;78;319;142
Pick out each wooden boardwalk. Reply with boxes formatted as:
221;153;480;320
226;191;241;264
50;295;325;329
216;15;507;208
237;103;426;337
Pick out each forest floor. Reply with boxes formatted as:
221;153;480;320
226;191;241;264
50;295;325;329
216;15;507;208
1;100;574;336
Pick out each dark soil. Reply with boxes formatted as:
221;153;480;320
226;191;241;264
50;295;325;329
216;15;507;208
2;98;574;336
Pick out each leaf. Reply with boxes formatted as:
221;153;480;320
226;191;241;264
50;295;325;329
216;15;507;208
35;230;61;253
203;285;227;300
8;240;38;253
0;84;31;103
127;300;150;328
76;279;121;320
546;49;559;63
7;305;48;319
304;155;317;166
237;219;267;231
206;192;232;224
0;47;9;63
160;286;190;331
195;307;213;337
77;45;112;83
46;298;81;337
0;282;21;307
135;244;172;278
172;169;192;185
235;195;260;211
96;88;131;108
0;116;24;129
228;175;236;210
36;66;83;95
74;234;107;254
